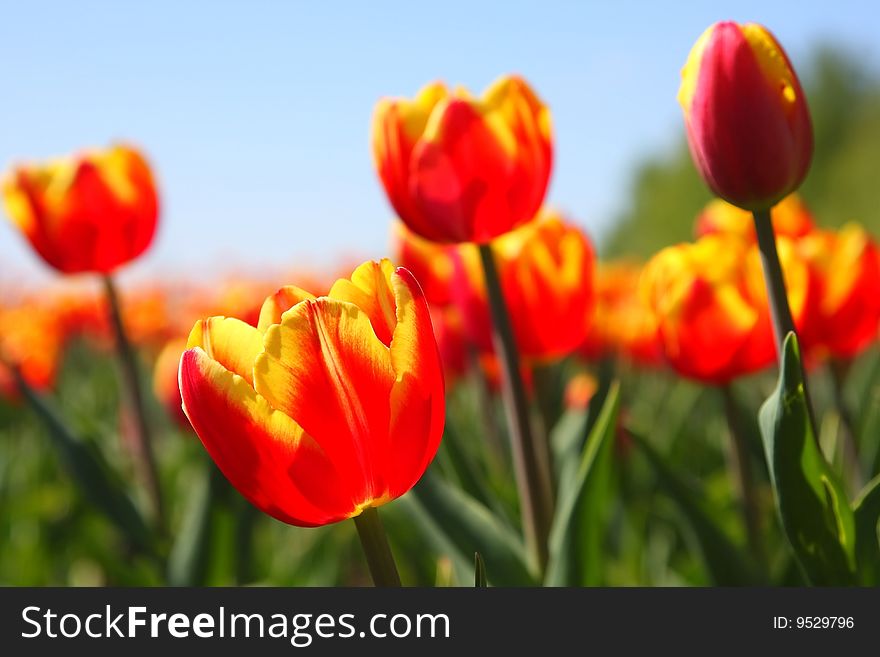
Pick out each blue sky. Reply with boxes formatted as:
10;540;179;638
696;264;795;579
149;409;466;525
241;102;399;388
1;0;877;283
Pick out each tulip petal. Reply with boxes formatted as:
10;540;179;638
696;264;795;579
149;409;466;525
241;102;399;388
254;298;396;505
257;285;316;332
179;348;356;526
186;316;264;386
386;267;445;498
328;259;397;346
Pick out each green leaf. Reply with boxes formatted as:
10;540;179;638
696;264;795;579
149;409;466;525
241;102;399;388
18;379;156;556
853;473;880;585
411;468;536;585
474;552;488;587
758;332;856;585
629;430;755;585
545;382;619;586
167;462;222;586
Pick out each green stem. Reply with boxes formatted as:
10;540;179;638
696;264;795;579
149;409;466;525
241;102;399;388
477;243;553;573
751;210;819;439
353;507;402;587
721;386;766;574
103;274;165;528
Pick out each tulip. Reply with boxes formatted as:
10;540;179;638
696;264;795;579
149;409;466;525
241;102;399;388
2;144;159;274
796;224;880;360
695;193;815;241
453;211;595;361
392;221;458;306
0;300;67;400
678;22;812;211
372;76;552;244
153;338;189;429
179;260;445;585
641;233;807;385
579;261;662;367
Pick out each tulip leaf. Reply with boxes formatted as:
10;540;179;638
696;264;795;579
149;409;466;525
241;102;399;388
411;468;537;585
167;462;223;586
758;333;856;585
853;473;880;585
392;493;473;586
474;552;488;587
628;429;756;585
545;382;619;586
18;379;155;556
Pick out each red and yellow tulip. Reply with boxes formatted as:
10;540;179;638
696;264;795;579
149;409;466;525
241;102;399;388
178;260;445;527
391;221;458;307
679;22;812;211
641;233;808;384
452;211;595;361
2;144;159;274
153;337;190;429
695;194;815;241
0;298;68;399
796;224;880;359
579;261;662;366
372;76;553;244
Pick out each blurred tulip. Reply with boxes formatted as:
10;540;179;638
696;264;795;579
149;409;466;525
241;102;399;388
453;211;595;361
153;338;189;428
2;144;159;274
179;259;445;527
579;261;662;366
430;305;468;383
392;221;458;306
679;22;812;211
695;193;815;240
372;76;552;244
796;224;880;359
641;233;808;384
564;371;598;411
0;299;67;398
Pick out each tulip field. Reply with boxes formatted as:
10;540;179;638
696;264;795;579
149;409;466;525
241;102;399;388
2;18;880;590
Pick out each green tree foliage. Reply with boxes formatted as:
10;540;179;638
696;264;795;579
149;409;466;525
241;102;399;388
603;47;880;259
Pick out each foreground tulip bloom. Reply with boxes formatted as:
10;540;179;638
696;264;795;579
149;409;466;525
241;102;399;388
679;22;812;211
2;144;159;274
641;234;807;385
372;76;553;244
452;211;595;361
179;259;445;528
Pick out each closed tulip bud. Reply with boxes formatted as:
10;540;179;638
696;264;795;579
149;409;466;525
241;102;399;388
2;144;159;274
179;259;445;527
679;22;812;211
372;76;552;244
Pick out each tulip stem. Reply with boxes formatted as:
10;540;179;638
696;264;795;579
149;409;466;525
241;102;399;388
721;386;765;574
103;274;165;529
478;243;554;574
353;507;402;587
751;209;819;439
